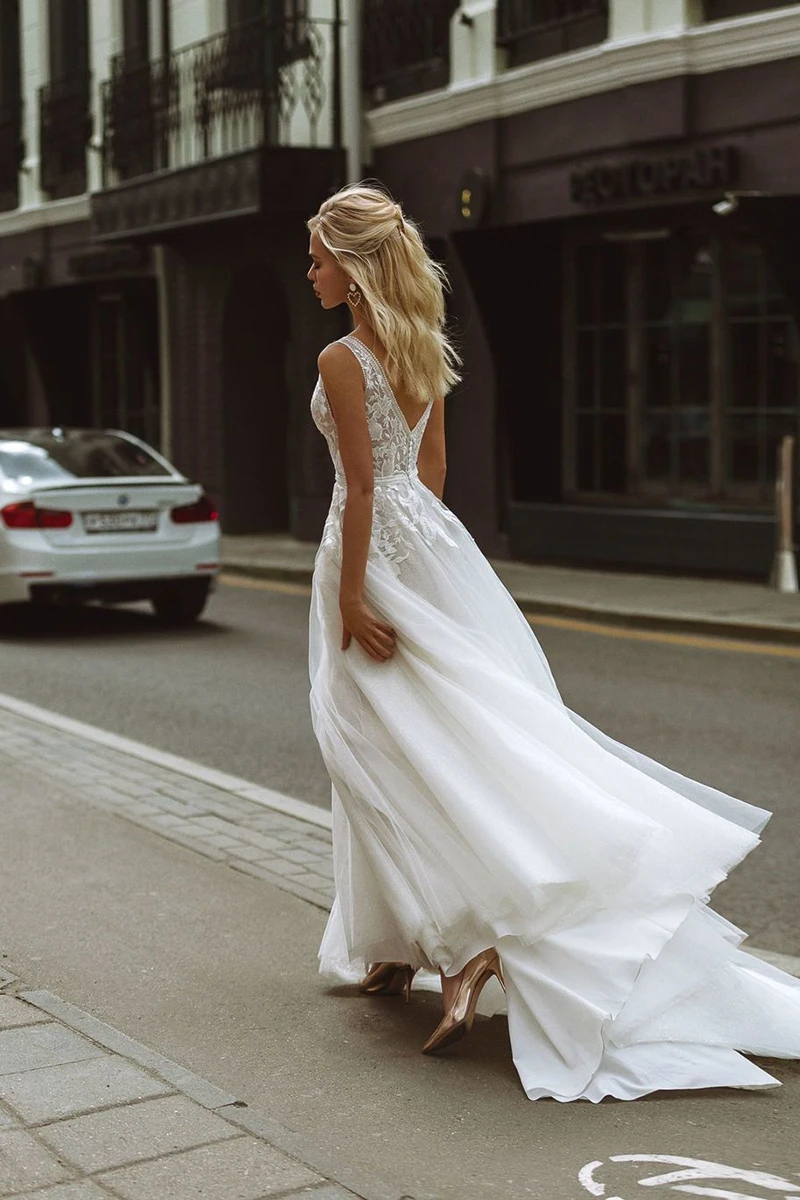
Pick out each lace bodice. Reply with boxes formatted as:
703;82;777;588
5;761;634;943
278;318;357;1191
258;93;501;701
311;334;460;567
311;334;432;482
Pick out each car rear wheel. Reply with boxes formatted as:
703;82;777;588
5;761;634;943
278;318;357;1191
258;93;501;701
150;579;211;626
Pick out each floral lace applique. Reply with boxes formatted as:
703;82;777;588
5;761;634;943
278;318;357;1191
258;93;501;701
310;336;461;570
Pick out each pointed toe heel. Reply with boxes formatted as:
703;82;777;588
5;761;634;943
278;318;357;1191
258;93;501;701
422;950;503;1055
359;962;417;1003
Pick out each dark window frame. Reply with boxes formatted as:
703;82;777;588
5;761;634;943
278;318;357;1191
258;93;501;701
563;227;800;511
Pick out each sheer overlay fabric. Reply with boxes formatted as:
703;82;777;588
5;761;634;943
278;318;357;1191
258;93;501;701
309;333;800;1103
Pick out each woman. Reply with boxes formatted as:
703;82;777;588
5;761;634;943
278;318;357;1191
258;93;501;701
306;183;800;1102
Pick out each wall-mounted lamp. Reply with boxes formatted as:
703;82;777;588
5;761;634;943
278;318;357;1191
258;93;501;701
712;192;738;216
712;189;769;216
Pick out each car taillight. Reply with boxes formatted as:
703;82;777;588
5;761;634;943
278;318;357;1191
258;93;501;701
1;502;73;529
170;494;219;524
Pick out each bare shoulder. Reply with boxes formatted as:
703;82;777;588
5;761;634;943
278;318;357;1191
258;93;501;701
318;341;363;389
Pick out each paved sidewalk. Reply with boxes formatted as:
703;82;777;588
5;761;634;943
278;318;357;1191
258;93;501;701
0;972;358;1200
222;534;800;644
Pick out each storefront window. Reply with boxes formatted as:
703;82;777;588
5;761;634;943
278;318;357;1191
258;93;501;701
566;231;799;508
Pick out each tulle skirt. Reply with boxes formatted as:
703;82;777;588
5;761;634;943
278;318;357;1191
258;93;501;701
309;476;800;1102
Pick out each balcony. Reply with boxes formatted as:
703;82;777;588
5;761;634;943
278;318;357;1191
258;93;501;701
39;72;92;199
497;0;608;68
362;0;459;105
0;101;23;212
92;13;343;241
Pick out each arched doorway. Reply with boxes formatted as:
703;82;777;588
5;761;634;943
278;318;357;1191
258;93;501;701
222;264;290;533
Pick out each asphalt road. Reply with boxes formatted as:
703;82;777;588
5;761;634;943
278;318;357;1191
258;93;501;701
1;576;798;954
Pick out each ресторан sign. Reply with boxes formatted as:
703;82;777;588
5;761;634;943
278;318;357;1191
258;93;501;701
570;145;738;206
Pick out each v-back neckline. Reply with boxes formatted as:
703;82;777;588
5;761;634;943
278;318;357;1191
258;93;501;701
345;335;433;436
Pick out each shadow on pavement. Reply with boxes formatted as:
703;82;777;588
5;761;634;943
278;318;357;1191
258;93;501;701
0;601;228;643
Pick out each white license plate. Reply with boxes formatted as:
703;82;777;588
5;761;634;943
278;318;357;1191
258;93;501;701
83;510;159;534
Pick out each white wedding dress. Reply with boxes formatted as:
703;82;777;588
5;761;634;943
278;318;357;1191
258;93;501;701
309;333;800;1103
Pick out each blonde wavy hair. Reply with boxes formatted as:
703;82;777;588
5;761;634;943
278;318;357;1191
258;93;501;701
308;183;461;405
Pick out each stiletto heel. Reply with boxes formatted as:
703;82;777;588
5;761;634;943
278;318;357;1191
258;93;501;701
359;962;417;1003
422;949;504;1054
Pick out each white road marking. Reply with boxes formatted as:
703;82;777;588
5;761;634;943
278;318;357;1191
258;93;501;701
672;1189;795;1199
0;690;331;831
620;1157;800;1190
580;1155;800;1199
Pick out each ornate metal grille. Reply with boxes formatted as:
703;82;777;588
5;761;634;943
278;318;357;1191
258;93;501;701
497;0;608;66
0;101;24;211
39;73;92;198
362;0;458;103
100;13;339;188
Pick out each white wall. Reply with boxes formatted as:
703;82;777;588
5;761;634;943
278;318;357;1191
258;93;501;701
18;0;47;207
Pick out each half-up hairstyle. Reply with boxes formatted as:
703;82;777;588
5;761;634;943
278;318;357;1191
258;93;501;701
308;183;461;405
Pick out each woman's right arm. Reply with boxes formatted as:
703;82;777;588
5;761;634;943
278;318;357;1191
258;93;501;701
318;344;397;663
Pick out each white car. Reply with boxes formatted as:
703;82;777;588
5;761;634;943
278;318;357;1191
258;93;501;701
0;427;220;624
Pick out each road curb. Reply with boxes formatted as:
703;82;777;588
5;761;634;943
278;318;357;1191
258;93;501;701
514;598;800;647
222;560;800;648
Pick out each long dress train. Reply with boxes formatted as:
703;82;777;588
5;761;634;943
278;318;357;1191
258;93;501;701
309;333;800;1103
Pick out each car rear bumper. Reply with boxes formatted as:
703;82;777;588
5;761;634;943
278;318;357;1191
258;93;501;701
27;575;217;606
0;528;221;605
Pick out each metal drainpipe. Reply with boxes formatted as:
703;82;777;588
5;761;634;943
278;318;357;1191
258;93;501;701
155;245;172;462
343;0;362;183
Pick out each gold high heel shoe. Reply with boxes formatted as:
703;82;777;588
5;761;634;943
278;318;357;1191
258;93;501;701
359;962;417;1004
421;949;504;1054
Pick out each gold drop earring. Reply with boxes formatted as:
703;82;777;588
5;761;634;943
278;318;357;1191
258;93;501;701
347;281;363;307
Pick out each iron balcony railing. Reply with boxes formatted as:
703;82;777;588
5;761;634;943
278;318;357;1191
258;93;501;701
39;72;92;199
497;0;608;66
100;14;341;187
362;0;458;103
0;100;24;211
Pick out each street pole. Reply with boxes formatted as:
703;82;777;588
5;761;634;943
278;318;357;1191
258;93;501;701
769;434;798;592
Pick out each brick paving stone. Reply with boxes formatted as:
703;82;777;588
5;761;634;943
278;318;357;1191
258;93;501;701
275;849;322;865
148;795;208;817
143;813;186;829
226;844;271;863
195;833;243;850
293;872;336;894
0;1026;105;1076
294;836;334;852
39;1095;237;1173
0;1130;71;1194
0;1055;172;1125
295;1188;364;1200
231;828;287;852
105;778;163;799
247;857;306;877
11;1184;110;1200
0;997;50;1029
97;1135;321;1200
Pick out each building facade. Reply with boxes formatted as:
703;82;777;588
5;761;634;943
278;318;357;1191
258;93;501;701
0;0;354;536
364;0;800;575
